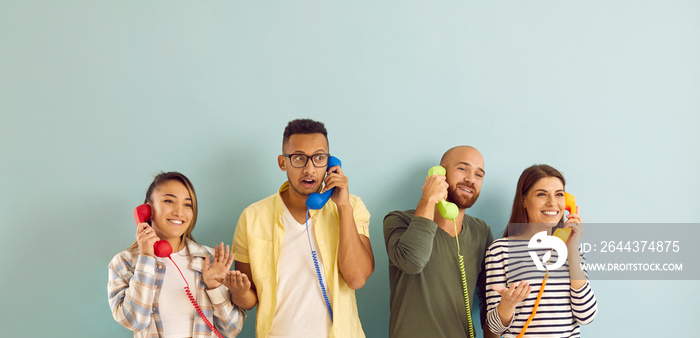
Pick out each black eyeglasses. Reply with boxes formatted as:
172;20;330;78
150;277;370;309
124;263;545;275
282;153;330;168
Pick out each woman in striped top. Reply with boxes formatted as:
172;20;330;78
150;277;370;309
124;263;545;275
485;165;597;337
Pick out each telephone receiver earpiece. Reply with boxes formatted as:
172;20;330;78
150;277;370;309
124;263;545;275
427;166;458;220
552;192;578;244
133;204;173;258
306;156;342;210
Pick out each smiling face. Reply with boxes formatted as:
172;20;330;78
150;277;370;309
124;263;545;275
278;133;329;197
442;146;485;209
149;179;194;242
523;176;566;225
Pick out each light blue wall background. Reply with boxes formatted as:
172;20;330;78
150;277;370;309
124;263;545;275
2;1;699;337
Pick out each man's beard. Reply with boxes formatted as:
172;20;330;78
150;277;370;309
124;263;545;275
446;184;479;209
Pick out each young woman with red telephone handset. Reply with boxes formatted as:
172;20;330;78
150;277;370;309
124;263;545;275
108;171;246;337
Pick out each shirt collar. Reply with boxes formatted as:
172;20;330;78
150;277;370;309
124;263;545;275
275;181;321;221
185;238;210;272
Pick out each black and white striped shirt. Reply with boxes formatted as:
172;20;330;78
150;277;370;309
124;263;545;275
485;238;598;337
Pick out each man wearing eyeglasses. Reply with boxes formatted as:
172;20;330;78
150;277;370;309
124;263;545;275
226;118;374;338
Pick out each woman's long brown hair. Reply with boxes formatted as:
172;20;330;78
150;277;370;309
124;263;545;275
504;164;566;237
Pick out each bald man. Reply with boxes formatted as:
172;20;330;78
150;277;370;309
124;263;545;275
383;146;496;338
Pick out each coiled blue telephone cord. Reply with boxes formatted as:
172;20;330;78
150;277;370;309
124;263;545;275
305;209;334;322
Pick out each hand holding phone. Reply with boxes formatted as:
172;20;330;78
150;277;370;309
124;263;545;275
134;204;173;258
552;192;578;243
306;156;342;210
427;166;458;220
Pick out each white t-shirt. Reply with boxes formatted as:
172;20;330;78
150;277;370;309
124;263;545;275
158;247;196;338
267;207;333;338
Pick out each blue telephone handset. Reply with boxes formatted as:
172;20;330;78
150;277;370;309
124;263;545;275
306;156;342;210
302;155;341;322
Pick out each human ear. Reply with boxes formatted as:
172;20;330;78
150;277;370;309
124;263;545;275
278;155;286;171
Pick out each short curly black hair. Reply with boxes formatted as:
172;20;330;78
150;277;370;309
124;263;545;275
282;118;328;149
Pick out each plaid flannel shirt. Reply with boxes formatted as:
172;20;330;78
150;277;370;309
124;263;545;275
108;239;246;337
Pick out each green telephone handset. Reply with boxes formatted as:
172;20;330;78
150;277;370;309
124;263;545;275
427;166;458;220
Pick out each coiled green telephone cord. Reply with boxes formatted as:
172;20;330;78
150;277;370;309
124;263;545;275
454;219;475;338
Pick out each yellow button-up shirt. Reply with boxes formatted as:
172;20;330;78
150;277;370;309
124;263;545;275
233;182;370;338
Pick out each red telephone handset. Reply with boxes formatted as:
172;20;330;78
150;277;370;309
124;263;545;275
552;192;578;243
134;204;173;257
132;204;224;337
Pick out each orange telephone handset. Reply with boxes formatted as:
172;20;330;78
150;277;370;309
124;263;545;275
552;192;577;243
